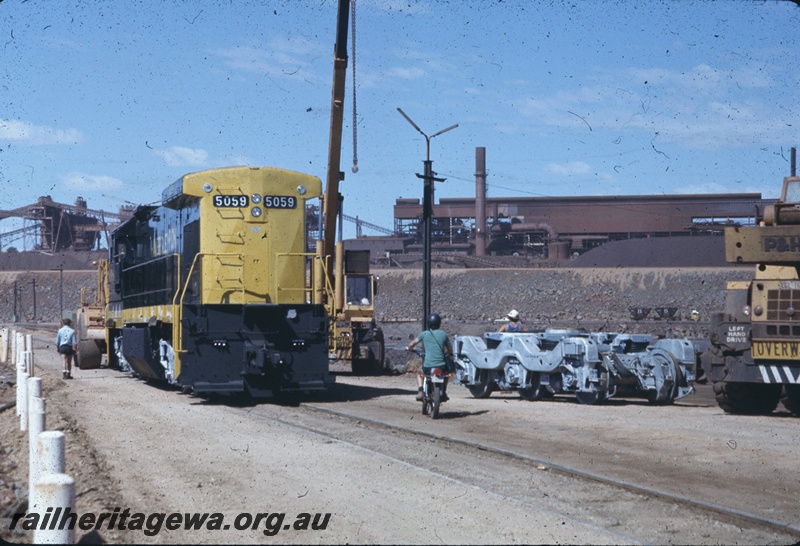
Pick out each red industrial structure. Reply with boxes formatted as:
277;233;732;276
346;147;774;262
0;197;133;252
392;191;770;259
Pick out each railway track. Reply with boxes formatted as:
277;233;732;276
236;399;800;545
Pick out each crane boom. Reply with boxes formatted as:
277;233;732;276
321;0;351;268
316;0;385;375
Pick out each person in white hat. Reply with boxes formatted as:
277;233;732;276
498;309;523;332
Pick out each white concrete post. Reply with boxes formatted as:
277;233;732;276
19;371;29;431
28;377;42;412
16;358;24;417
35;431;65;516
0;326;8;364
24;350;34;377
33;473;75;545
15;332;24;367
38;431;66;477
22;351;36;377
28;377;44;459
26;333;33;352
28;393;46;512
11;329;18;367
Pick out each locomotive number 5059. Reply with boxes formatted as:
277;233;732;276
263;196;297;209
213;195;249;208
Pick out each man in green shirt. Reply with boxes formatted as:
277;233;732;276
407;313;452;401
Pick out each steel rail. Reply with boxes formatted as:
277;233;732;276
299;402;800;539
234;404;641;545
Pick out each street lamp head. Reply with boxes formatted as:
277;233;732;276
397;107;459;161
396;107;426;138
430;123;459;139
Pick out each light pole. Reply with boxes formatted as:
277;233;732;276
397;108;458;329
31;278;36;322
51;266;64;321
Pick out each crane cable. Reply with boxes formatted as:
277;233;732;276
350;0;359;174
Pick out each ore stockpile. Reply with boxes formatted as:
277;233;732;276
374;267;752;336
0;240;751;332
0;252;102;324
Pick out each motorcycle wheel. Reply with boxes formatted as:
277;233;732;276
431;387;441;419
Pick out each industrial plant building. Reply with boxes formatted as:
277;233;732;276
347;147;774;262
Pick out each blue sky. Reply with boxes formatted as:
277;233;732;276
1;0;799;248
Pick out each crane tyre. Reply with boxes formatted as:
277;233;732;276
781;385;800;416
713;382;781;414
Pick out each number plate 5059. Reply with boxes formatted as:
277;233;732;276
213;195;248;208
263;196;297;209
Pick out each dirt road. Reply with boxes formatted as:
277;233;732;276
2;328;799;544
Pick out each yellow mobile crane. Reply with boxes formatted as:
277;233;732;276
315;0;384;374
703;148;800;415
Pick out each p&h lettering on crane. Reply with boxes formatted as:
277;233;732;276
762;236;800;253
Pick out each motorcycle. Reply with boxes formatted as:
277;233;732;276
421;366;449;419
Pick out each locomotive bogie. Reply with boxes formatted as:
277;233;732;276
454;330;696;404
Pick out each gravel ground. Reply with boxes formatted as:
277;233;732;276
2;333;797;545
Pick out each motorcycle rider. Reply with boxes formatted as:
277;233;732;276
407;313;452;402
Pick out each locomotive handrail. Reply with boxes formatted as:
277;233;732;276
173;252;244;355
169;253;181;359
314;252;345;354
315;252;336;316
275;251;325;304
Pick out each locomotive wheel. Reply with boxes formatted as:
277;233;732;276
780;385;800;416
467;370;495;399
519;373;546;401
431;388;441;419
713;382;782;414
646;352;682;405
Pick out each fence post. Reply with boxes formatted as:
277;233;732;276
28;378;45;513
0;326;7;364
15;332;24;368
11;329;17;368
16;356;24;417
25;347;34;377
18;370;29;432
12;331;19;387
28;396;46;512
37;431;66;478
33;473;75;545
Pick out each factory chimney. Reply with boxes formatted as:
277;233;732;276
475;147;487;256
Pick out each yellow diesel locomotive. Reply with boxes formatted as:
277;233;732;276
102;166;333;396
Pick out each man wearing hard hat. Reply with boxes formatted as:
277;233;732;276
498;309;524;332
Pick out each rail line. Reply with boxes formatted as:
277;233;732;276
290;401;800;541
